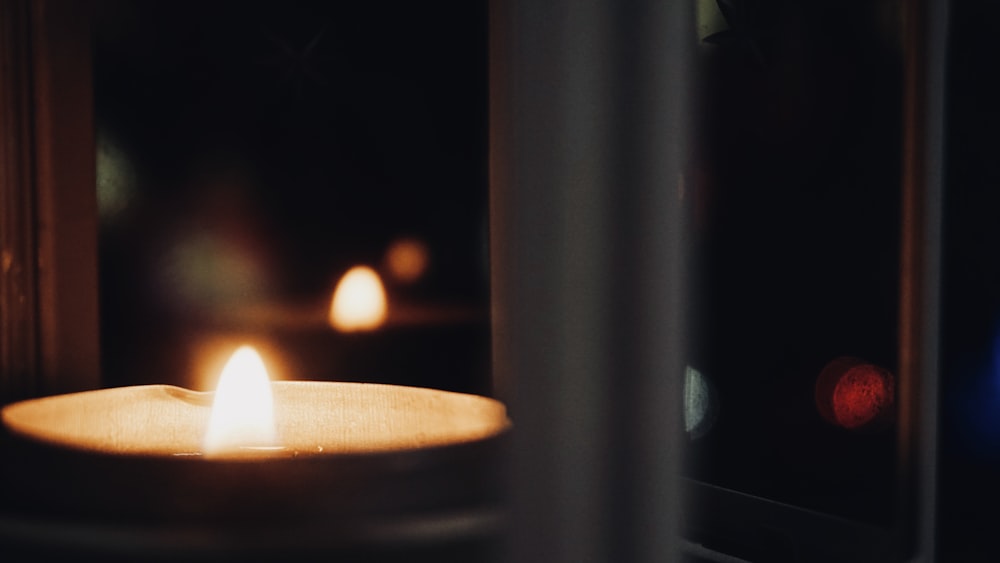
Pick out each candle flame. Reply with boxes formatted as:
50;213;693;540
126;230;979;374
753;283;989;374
329;266;388;331
203;346;277;456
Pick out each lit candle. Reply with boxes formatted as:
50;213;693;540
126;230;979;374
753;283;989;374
0;346;510;537
2;346;508;458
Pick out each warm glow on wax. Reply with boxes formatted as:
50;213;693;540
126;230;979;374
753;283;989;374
203;346;278;456
330;266;388;332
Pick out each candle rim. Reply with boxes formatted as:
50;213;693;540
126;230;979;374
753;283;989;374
1;381;511;460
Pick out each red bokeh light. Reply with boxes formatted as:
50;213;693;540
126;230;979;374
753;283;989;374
815;357;895;431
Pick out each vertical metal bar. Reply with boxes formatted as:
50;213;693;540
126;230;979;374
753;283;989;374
30;0;100;395
0;0;41;403
898;0;946;560
491;0;690;561
488;0;513;408
492;1;617;560
0;0;99;402
627;1;690;560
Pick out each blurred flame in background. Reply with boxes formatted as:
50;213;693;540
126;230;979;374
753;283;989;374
329;266;388;332
383;237;430;284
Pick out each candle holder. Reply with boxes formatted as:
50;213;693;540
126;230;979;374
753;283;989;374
0;382;510;561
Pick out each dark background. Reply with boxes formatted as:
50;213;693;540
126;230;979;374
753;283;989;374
94;0;491;393
939;0;1000;559
685;1;902;525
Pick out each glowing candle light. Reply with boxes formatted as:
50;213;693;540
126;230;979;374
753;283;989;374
1;345;509;457
0;347;509;550
203;346;278;457
329;266;388;332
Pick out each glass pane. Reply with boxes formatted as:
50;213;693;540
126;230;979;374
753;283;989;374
684;0;903;527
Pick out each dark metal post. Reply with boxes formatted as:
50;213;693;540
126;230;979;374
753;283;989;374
0;0;41;403
490;1;691;561
0;0;99;403
898;0;946;560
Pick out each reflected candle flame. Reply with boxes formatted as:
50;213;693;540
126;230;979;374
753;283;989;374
384;238;430;284
330;266;388;332
203;346;278;456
